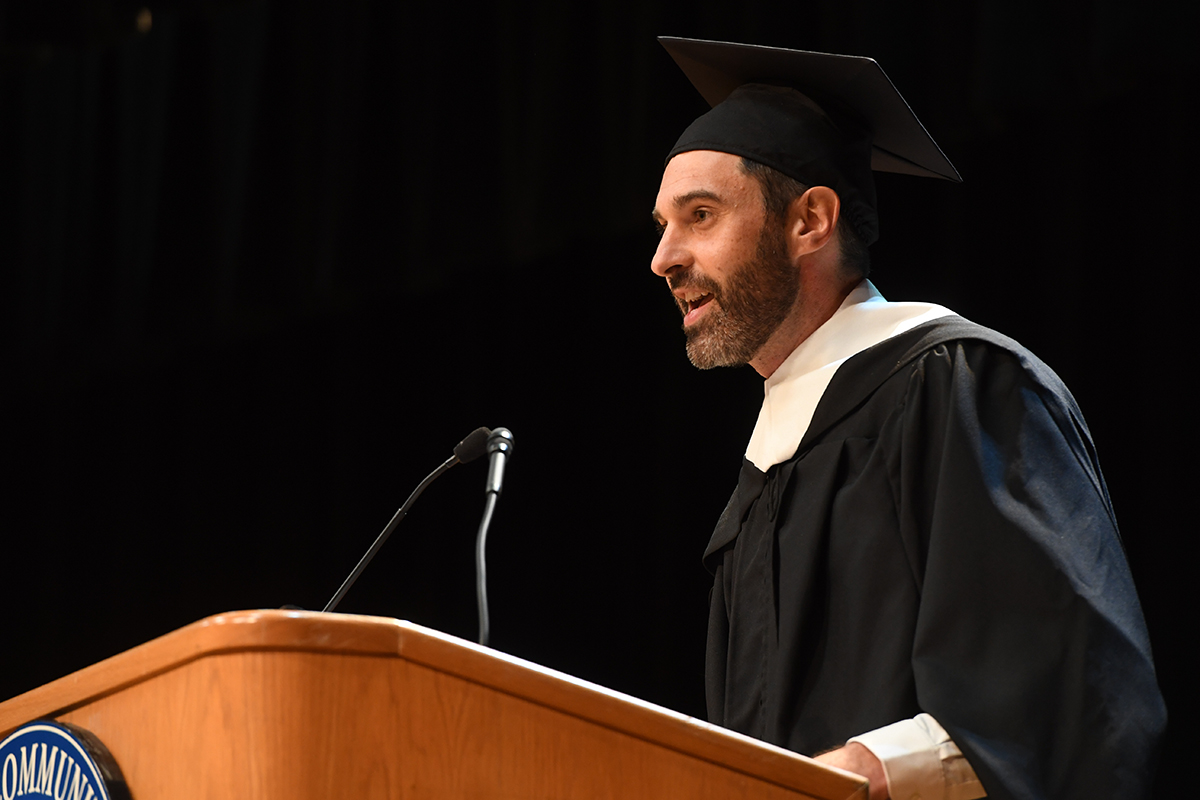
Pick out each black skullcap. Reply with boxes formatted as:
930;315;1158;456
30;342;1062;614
661;37;961;246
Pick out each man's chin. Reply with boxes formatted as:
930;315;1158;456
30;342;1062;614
685;326;753;370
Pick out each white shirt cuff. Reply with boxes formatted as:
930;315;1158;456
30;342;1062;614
848;714;986;800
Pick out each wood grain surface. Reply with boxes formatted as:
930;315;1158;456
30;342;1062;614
0;610;867;800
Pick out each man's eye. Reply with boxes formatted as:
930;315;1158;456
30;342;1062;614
694;209;710;222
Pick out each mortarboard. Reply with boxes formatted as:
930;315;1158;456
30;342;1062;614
660;37;961;245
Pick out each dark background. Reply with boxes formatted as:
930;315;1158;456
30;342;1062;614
2;0;1193;794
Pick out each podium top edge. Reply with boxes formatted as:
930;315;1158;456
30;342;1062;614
0;611;867;799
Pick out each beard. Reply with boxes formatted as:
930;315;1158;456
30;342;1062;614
670;219;800;369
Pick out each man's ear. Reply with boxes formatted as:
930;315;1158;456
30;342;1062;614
786;186;841;258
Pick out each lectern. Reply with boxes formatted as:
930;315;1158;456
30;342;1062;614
0;610;867;798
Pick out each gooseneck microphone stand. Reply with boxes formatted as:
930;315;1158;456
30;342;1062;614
322;427;491;613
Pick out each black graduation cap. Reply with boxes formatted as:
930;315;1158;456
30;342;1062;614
660;37;961;245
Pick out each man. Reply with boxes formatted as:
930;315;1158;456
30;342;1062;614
650;38;1165;800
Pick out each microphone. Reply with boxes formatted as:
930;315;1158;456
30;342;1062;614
322;427;492;614
476;427;514;647
485;428;514;495
455;427;491;464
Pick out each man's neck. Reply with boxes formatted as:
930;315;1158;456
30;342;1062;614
750;276;860;378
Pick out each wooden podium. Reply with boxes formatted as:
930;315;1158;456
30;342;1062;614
0;610;867;799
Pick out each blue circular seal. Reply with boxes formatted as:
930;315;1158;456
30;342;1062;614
0;721;129;800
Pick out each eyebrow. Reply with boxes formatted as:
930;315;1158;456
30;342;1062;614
651;189;725;223
673;189;723;208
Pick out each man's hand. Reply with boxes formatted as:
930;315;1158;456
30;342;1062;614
814;743;889;800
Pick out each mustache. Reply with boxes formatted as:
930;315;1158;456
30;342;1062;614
667;268;721;297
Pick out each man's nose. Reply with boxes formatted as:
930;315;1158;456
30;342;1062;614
650;229;689;278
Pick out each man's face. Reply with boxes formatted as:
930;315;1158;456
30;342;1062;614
651;150;799;369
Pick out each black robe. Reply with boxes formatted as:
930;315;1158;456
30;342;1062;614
704;317;1165;800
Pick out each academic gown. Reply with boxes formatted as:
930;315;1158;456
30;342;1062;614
704;316;1165;800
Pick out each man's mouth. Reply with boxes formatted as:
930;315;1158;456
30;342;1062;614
679;289;715;326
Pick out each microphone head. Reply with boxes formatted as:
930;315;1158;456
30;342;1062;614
454;427;492;463
487;427;514;455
